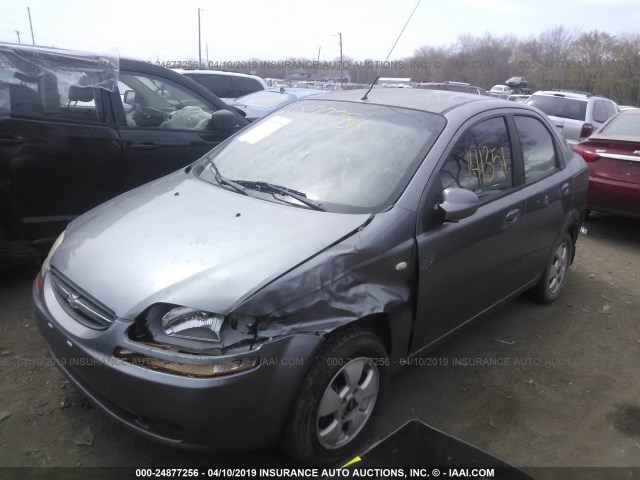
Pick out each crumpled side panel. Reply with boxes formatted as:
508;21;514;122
232;208;418;350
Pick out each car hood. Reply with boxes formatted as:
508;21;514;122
52;171;371;319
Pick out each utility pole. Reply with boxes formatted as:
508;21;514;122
198;8;202;68
338;32;343;89
15;30;21;44
316;46;321;82
206;44;209;67
27;7;35;45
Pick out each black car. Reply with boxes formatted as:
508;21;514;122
0;44;248;269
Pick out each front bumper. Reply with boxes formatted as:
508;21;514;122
33;273;322;450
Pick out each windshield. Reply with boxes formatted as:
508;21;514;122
196;99;445;213
600;113;640;135
527;95;587;121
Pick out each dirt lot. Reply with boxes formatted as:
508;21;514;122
0;213;639;479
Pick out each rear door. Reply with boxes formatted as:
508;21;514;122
0;65;121;241
512;115;568;271
111;67;246;190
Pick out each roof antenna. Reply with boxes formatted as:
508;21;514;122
361;0;422;101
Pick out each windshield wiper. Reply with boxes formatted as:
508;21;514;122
234;180;325;211
207;156;250;197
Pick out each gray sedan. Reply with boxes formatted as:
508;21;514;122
33;89;587;465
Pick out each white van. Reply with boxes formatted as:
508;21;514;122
173;69;267;103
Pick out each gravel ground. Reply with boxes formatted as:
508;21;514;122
0;213;639;479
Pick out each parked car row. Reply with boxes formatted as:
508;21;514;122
2;43;635;468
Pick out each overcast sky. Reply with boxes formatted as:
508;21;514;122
1;0;639;63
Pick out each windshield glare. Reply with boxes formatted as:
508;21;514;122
198;100;445;213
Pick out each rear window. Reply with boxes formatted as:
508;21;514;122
527;95;587;122
233;77;264;97
185;73;263;99
600;113;640;135
185;74;233;98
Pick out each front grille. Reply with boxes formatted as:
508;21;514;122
50;270;116;329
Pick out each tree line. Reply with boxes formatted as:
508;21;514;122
241;27;640;106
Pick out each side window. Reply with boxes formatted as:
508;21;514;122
118;72;219;130
233;77;263;97
604;101;617;119
514;116;558;182
188;74;233;98
2;70;103;123
593;100;608;123
440;116;513;200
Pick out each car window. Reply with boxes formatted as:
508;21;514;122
604;101;617;120
199;100;446;213
514;116;558;182
593;100;608;123
600;113;640;135
233;77;264;97
185;74;233;98
118;72;219;130
440;116;513;199
527;95;587;121
1;66;103;123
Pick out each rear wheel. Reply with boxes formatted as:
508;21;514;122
281;329;388;466
529;232;573;304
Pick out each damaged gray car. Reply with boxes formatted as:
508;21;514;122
33;89;588;465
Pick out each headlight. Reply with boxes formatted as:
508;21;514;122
161;307;224;342
130;304;257;355
40;231;65;278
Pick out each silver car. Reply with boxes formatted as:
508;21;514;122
526;90;618;145
33;89;587;465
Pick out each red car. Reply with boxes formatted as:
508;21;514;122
572;108;640;218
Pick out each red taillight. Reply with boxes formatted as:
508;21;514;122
579;123;594;140
572;144;600;163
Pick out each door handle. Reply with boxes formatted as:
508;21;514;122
0;135;23;146
505;209;520;224
561;183;571;196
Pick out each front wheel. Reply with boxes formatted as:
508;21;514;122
280;329;388;466
529;232;573;304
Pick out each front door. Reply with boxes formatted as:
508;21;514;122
411;114;531;353
112;70;239;190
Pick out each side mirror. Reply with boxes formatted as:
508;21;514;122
207;109;238;132
437;187;479;222
123;90;136;105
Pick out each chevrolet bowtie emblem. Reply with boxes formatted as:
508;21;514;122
66;292;81;309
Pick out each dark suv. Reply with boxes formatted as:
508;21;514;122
0;44;248;269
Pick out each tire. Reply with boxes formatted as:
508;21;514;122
280;329;388;466
529;232;573;304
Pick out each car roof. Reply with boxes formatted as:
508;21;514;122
531;90;592;100
173;69;263;80
305;88;513;115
